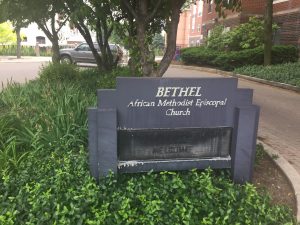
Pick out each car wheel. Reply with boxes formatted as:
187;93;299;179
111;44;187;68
60;55;72;64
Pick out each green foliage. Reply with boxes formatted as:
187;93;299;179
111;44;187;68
181;45;298;71
205;25;230;51
234;62;300;87
39;63;80;83
205;17;278;51
271;45;299;64
152;33;165;52
213;47;265;70
181;46;219;67
0;45;52;56
255;144;267;164
0;63;296;224
0;22;16;44
225;17;269;51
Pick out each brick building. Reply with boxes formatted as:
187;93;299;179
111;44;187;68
176;9;191;48
201;0;300;48
176;0;204;48
273;0;300;47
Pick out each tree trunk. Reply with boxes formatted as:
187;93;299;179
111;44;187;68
16;26;21;59
264;0;273;66
156;0;184;77
136;0;153;77
52;35;60;63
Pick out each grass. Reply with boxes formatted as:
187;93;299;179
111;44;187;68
0;64;297;224
234;62;300;87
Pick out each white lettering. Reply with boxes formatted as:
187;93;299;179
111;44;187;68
166;108;191;116
127;99;155;107
156;87;165;97
155;87;202;97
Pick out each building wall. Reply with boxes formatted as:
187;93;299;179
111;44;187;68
202;1;241;37
201;0;300;49
241;0;266;15
21;23;52;46
189;0;204;46
273;0;300;47
176;10;191;48
20;22;93;47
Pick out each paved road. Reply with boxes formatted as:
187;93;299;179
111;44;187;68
165;66;300;173
0;62;46;87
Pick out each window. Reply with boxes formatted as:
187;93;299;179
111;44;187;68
273;0;289;4
197;24;201;32
36;36;46;44
76;43;91;51
191;16;195;32
198;0;203;16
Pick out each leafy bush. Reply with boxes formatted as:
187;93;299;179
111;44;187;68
0;45;52;56
182;45;299;71
39;63;81;82
271;45;299;64
205;17;278;51
234;62;300;87
213;47;265;70
0;45;36;56
181;46;220;66
205;25;230;51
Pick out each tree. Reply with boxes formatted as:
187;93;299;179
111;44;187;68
0;22;16;44
120;0;244;77
207;0;274;66
64;0;123;71
121;0;186;77
0;0;29;58
264;0;273;66
21;0;69;63
0;0;69;63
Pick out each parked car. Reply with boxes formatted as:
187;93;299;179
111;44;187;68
59;43;123;64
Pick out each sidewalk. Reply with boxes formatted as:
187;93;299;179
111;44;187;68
0;56;52;63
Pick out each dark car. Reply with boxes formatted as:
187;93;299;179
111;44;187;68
59;43;123;64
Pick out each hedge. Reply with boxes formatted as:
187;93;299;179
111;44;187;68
181;45;299;71
234;62;300;87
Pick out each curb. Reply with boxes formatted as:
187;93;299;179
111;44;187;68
259;141;300;222
170;64;300;93
0;56;52;63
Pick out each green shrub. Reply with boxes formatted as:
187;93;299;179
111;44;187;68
182;45;299;71
271;45;299;64
213;47;264;70
0;45;36;56
39;63;80;82
234;62;300;87
181;46;220;66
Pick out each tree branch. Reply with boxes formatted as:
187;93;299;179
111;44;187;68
146;0;162;22
57;16;70;33
121;0;138;20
